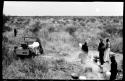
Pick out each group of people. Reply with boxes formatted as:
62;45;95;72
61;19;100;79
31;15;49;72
80;38;118;80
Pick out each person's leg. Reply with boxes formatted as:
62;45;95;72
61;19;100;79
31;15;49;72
33;48;36;55
110;72;117;80
100;51;103;65
102;52;104;64
99;53;102;64
110;74;115;80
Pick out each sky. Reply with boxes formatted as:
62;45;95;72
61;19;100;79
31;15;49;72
3;1;123;16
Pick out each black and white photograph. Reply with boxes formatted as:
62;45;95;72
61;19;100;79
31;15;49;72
2;1;123;80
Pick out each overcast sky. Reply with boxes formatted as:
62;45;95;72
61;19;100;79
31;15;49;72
3;1;123;16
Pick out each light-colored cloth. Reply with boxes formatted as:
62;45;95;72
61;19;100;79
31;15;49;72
104;41;111;62
79;43;83;48
28;42;40;55
79;76;87;80
104;48;110;62
104;71;111;80
28;42;39;48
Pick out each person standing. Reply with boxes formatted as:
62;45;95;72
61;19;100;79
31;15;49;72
104;39;111;63
81;42;88;53
36;38;44;54
79;41;88;64
14;28;17;37
110;55;118;80
98;39;105;65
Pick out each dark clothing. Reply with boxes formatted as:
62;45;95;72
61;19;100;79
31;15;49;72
98;42;105;52
99;51;104;65
36;38;44;54
81;43;88;53
14;29;17;37
98;42;105;65
110;59;118;80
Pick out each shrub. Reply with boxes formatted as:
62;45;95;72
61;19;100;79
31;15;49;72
104;25;123;37
2;43;16;69
90;18;96;23
3;26;12;33
2;36;8;42
3;14;10;24
111;38;123;53
99;32;110;39
65;27;77;35
48;27;55;33
29;21;41;33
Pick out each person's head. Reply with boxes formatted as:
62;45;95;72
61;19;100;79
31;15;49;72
84;42;87;45
106;39;110;42
100;39;103;42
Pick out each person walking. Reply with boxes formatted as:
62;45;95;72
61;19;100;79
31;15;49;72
98;39;105;65
110;55;118;80
104;39;111;63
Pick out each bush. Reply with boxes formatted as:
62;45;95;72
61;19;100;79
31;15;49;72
65;27;77;35
30;21;42;33
3;26;12;33
2;36;8;42
104;25;123;37
111;38;123;53
48;27;55;33
3;14;10;24
2;46;15;69
99;32;110;39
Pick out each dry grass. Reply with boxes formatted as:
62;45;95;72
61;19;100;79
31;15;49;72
2;16;123;79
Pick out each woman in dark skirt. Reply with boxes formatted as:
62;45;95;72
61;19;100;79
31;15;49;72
110;55;118;80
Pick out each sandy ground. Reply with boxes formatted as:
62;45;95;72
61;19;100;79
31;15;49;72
40;49;123;79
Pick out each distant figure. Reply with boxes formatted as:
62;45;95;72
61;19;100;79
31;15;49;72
14;29;17;37
104;39;111;63
79;42;88;64
81;42;88;53
98;39;105;65
110;55;118;80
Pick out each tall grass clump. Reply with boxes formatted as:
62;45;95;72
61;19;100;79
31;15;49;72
111;37;123;53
